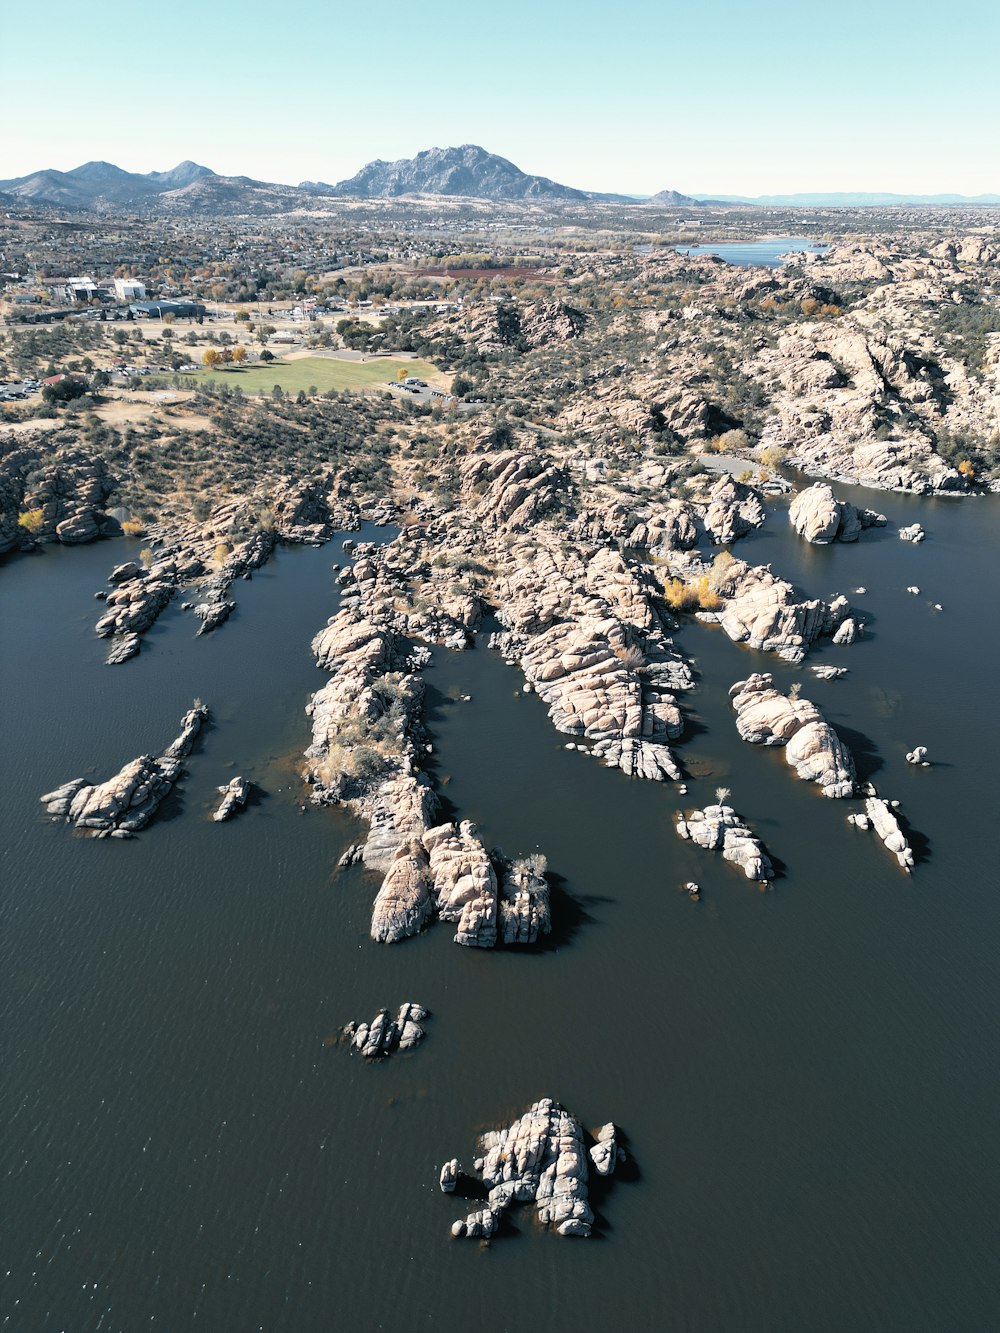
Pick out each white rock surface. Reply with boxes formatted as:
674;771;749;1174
345;1001;428;1057
676;804;774;881
864;797;915;870
789;482;885;544
447;1099;620;1240
39;703;207;836
213;775;251;821
729;673;856;797
424;820;498;948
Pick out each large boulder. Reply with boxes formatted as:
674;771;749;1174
788;482;885;544
729;674;856;797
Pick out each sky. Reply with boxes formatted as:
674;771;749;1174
1;0;998;196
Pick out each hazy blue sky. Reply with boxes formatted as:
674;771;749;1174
2;0;997;194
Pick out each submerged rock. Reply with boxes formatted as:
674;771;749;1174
105;632;141;665
445;1099;622;1240
40;703;208;836
729;674;856;797
194;600;235;634
676;804;774;881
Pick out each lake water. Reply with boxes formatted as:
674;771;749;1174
676;237;827;268
2;492;999;1332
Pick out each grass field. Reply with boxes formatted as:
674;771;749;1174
172;356;443;395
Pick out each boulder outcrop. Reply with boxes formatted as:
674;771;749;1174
371;842;435;943
863;797;915;871
0;444;116;553
445;1099;622;1240
213;776;251;821
703;474;766;545
703;558;851;663
729;674;856;797
492;542;691;781
588;1123;624;1177
424;820;498;948
499;854;552;944
899;522;926;542
344;1002;428;1057
39;703;207;836
789;482;885;543
676;803;774;881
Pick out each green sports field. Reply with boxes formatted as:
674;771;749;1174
176;355;442;395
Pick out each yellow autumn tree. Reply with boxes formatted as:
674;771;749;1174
18;508;45;535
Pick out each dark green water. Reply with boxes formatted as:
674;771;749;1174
2;493;999;1332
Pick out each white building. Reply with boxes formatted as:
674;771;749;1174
114;278;146;302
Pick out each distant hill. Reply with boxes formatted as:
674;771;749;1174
647;187;700;206
316;144;590;201
144;161;214;190
700;191;1000;207
157;174;311;215
0;159;216;209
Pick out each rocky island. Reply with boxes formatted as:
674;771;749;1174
39;703;207;836
442;1098;624;1239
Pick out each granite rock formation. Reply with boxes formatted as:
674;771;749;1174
676;803;774;881
852;797;915;871
39;703;207;837
788;482;886;543
444;1099;622;1240
729;674;856;797
213;776;251;821
344;1002;428;1057
700;557;851;663
0;444;116;554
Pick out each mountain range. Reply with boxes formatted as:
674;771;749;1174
707;190;1000;207
300;144;594;202
0;148;994;214
0;159;214;208
0;147;698;214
